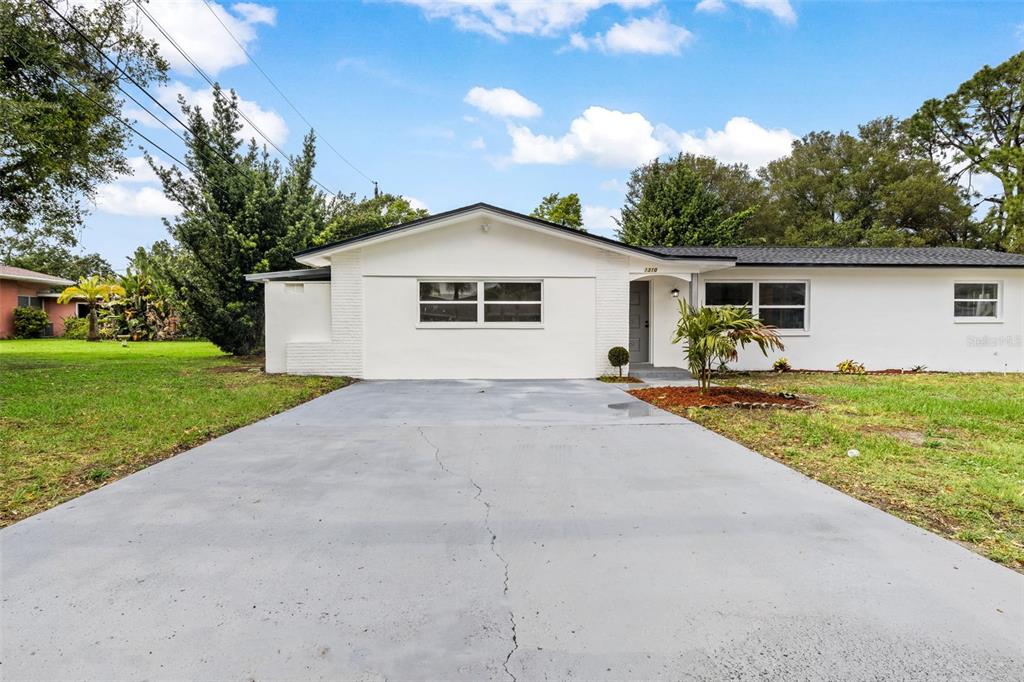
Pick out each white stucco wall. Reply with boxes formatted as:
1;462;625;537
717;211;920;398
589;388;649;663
263;281;331;373
683;267;1024;372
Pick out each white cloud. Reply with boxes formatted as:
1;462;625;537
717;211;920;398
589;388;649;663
507;106;664;167
696;0;796;24
119;155;162;184
148;81;289;147
404;196;429;212
465;86;542;118
582;204;621;236
570;14;693;55
599;178;623;191
134;1;277;75
395;0;658;40
657;116;796;168
469;136;487;150
505;107;795;169
94;185;180;217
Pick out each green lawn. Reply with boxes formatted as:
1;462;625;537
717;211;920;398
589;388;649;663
673;372;1024;569
0;339;349;525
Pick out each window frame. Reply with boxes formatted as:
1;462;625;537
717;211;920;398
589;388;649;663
16;295;44;310
417;279;544;328
953;280;1002;324
703;279;810;335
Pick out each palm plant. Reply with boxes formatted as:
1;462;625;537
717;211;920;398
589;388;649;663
57;276;126;341
672;302;785;392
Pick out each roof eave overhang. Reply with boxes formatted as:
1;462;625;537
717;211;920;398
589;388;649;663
0;273;75;286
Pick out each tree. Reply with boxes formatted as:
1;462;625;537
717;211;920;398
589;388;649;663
151;86;331;355
531;193;584;230
671;303;784;392
1;0;168;258
670;154;772;243
4;245;114;280
616;155;754;247
57;275;125;341
906;52;1024;252
759;118;978;247
314;192;427;246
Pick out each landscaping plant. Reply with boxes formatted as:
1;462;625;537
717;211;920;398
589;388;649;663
608;346;630;377
12;306;49;338
773;357;792;372
672;302;784;392
61;316;89;340
57;276;125;341
837;359;866;374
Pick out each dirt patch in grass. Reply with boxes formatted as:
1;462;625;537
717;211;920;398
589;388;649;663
598;375;644;384
630;386;812;409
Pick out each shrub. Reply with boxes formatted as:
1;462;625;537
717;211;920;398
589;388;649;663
608;346;630;377
13;306;50;338
837;359;866;374
773;357;792;372
62;317;89;340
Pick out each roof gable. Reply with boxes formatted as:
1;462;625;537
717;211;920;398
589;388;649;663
294;203;735;267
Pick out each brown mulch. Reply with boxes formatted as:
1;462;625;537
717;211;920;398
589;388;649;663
630;386;812;409
598;375;645;384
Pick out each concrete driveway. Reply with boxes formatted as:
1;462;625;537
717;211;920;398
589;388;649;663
2;380;1021;680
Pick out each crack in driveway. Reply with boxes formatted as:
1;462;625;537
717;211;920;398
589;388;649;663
418;427;519;681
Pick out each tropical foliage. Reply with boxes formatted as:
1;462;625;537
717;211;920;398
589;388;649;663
671;303;785;392
57;276;124;341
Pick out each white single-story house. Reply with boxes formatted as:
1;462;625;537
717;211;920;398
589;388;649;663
247;203;1024;378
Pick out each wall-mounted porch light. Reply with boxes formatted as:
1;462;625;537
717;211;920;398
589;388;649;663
670;288;680;298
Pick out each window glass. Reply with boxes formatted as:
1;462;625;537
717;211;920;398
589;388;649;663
759;282;806;306
759;308;805;330
484;304;541;323
484;282;541;301
419;303;478;322
419;282;477;301
705;282;753;306
954;301;998;318
954;283;997;300
16;296;42;309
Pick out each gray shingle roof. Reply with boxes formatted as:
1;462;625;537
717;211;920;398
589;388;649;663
647;246;1024;267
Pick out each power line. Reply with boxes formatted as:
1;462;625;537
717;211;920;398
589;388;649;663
128;0;343;195
197;0;376;186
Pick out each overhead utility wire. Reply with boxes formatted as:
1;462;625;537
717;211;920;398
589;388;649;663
198;0;377;188
129;0;341;195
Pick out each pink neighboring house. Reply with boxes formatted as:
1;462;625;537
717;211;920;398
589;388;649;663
0;265;78;338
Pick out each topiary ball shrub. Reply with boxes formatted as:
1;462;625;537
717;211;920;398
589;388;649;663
13;306;50;338
62;317;89;340
608;346;630;377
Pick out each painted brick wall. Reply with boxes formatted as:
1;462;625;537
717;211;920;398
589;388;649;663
284;249;364;377
594;251;630;375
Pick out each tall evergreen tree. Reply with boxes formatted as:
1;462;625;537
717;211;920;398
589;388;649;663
151;86;330;355
616;155;754;247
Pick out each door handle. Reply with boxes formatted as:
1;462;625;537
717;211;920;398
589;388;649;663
644;321;649;328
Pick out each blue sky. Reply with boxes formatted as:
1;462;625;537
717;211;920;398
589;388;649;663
81;0;1022;270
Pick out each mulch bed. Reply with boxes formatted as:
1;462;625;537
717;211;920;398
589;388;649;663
598;375;645;383
630;386;813;410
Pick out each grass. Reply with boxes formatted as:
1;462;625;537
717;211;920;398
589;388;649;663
0;339;350;525
668;372;1024;569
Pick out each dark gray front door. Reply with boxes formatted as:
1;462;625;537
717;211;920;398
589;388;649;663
628;281;649;363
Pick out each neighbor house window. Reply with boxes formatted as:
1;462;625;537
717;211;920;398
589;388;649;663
705;280;808;331
953;282;999;320
419;280;542;325
16;296;43;309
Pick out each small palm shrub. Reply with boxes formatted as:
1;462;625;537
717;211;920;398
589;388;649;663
672;303;785;392
62;317;90;339
772;357;792;372
837;359;866;374
608;346;630;377
13;306;50;338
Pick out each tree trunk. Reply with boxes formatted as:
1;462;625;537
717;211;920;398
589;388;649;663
87;303;99;341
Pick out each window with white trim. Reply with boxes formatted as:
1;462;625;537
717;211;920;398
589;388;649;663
705;280;808;331
953;282;999;320
419;281;542;324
